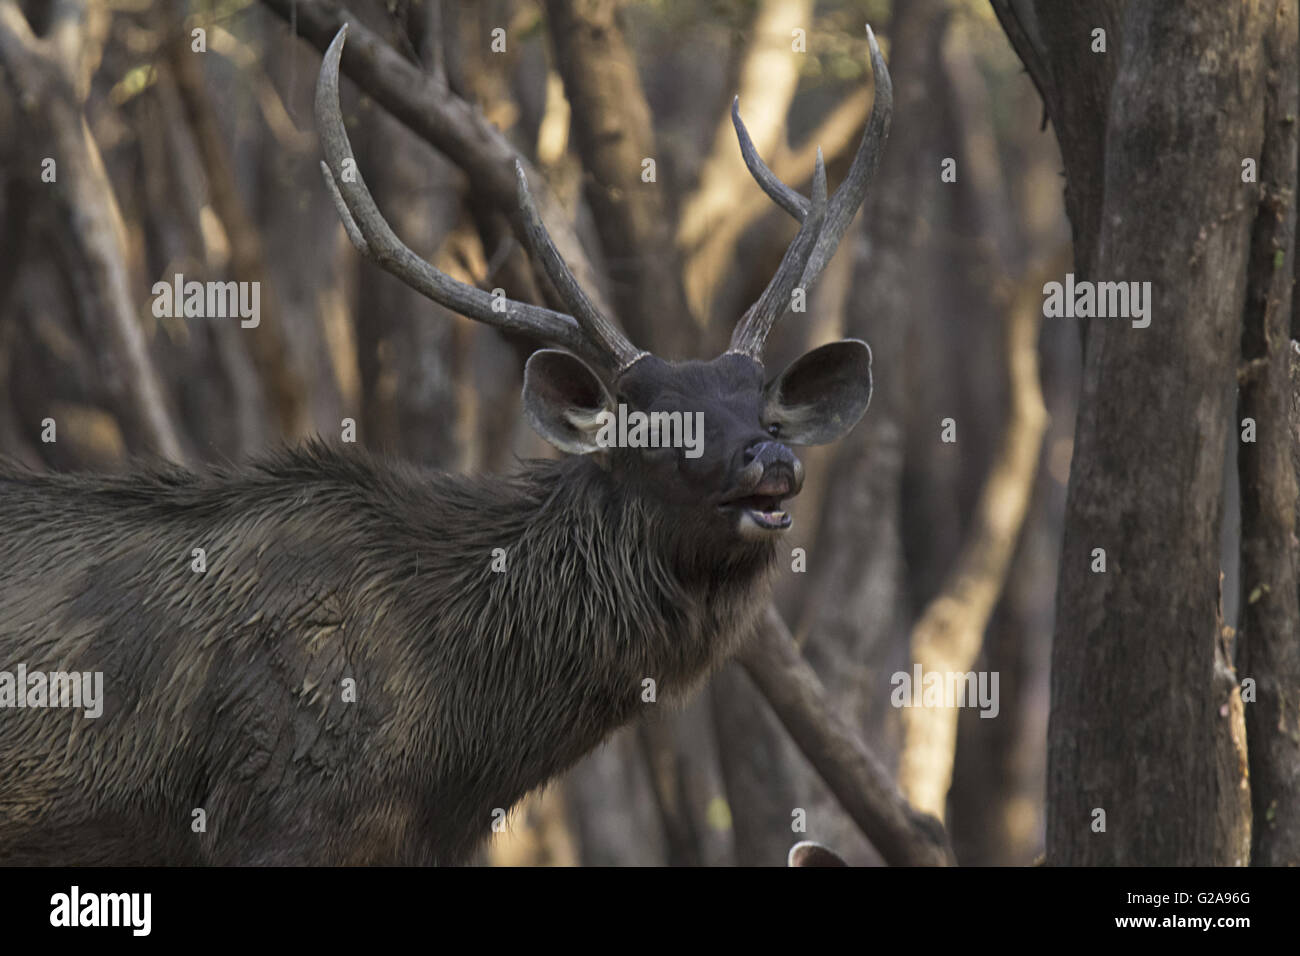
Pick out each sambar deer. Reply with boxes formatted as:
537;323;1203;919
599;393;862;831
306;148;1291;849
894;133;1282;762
0;23;890;865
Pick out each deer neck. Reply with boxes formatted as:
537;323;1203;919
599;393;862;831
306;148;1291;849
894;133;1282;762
399;456;775;821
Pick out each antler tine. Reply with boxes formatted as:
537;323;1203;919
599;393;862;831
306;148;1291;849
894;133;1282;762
314;24;610;372
731;96;810;222
729;150;828;359
513;163;647;373
805;26;892;284
731;24;893;293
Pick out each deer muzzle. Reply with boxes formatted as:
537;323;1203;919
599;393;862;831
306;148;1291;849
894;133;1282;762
721;442;805;533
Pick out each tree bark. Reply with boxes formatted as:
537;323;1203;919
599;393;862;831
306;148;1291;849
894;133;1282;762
1042;0;1270;865
543;0;696;357
1237;0;1300;868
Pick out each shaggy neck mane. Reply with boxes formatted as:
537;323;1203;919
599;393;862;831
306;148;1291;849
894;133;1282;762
385;450;779;680
366;447;779;830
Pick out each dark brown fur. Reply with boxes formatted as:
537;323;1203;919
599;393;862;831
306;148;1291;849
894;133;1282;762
0;440;772;864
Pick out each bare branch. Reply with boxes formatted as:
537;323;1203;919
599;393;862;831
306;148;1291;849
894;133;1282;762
0;0;185;462
740;606;955;866
166;19;311;440
260;0;618;329
895;256;1053;820
988;0;1053;129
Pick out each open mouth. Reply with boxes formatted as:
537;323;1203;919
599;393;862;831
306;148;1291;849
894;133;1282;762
727;495;792;531
720;470;795;532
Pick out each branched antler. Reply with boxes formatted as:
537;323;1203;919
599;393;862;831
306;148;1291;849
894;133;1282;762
314;19;889;375
512;163;646;371
728;25;893;359
729;151;827;358
314;24;641;375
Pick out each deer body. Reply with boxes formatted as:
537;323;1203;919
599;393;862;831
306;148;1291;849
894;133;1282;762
0;443;772;864
0;23;891;865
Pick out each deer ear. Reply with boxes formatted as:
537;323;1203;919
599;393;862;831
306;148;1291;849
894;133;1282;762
787;840;849;867
763;339;872;445
522;349;615;455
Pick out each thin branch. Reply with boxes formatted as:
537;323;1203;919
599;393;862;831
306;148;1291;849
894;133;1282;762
988;0;1053;130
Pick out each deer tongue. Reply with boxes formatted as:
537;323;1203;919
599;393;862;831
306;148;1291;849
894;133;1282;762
747;507;791;531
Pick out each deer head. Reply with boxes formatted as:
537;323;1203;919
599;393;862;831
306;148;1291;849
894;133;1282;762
315;23;891;541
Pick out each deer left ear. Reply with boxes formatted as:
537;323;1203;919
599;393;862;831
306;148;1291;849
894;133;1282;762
763;339;873;445
522;349;616;455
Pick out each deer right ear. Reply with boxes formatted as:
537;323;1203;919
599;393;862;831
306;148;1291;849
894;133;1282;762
763;339;873;445
787;840;849;867
522;349;616;455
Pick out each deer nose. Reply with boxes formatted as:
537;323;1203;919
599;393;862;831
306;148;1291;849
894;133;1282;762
744;441;805;497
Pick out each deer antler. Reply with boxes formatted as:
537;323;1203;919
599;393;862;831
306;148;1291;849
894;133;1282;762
314;24;643;375
512;163;647;371
728;25;893;359
729;151;827;358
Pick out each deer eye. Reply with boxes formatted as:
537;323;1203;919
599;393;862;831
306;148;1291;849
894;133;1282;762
767;423;781;438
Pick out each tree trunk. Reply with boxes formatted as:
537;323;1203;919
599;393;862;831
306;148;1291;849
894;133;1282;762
1043;0;1273;865
1238;0;1300;867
